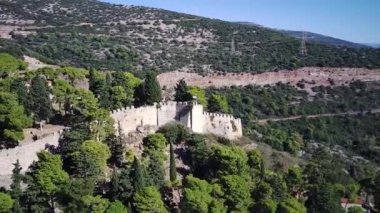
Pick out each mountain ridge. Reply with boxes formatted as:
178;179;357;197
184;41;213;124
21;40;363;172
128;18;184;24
237;22;371;49
1;0;380;73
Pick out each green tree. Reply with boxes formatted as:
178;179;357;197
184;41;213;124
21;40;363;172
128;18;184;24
69;88;115;141
133;186;167;213
10;78;28;112
277;197;306;213
29;75;53;123
306;183;342;213
147;152;165;188
174;79;193;102
136;72;162;106
285;166;303;194
219;175;251;212
98;74;112;109
59;178;96;212
265;173;288;203
25;151;69;211
181;175;226;213
71;140;111;179
106;134;124;168
252;199;277;213
52;79;74;112
111;71;141;106
10;160;23;213
188;86;207;107
143;133;167;160
106;200;128;213
208;94;229;113
158;123;189;145
81;195;110;213
131;157;149;192
252;182;273;202
110;86;128;109
247;149;263;170
60;67;88;85
0;92;32;148
109;166;134;205
0;53;26;77
169;142;177;183
0;192;14;213
210;145;249;178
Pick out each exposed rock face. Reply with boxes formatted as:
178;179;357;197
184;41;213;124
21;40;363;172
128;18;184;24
111;101;243;140
158;67;380;90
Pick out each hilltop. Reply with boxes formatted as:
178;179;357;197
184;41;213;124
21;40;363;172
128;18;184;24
1;0;380;73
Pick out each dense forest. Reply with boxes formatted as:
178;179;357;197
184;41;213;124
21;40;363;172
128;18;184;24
1;53;379;212
1;0;380;73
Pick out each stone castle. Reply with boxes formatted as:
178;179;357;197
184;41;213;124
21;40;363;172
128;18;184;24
111;101;243;140
0;101;242;187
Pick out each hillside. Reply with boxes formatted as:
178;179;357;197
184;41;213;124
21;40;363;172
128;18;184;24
280;30;369;49
1;0;380;73
238;22;369;49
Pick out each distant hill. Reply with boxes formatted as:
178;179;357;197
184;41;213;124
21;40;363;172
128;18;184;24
362;43;380;48
0;0;380;73
280;30;369;49
238;22;370;49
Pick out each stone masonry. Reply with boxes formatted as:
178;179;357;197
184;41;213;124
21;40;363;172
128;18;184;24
111;101;243;140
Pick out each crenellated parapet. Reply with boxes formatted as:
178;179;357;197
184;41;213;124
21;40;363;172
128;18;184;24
111;101;242;140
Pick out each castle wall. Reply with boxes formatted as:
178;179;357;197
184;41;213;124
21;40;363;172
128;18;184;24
111;101;243;140
157;102;189;126
0;132;60;176
111;105;157;135
203;112;243;140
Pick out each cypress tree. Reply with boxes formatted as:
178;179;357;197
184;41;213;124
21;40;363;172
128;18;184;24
109;170;120;201
29;75;53;122
260;159;265;181
132;157;146;192
143;72;162;105
88;68;96;92
99;73;112;109
10;160;23;213
174;79;192;102
169;143;177;183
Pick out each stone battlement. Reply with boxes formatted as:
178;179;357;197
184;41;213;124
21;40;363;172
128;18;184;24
111;101;243;140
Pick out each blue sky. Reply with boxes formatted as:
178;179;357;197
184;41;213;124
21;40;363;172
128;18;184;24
103;0;380;43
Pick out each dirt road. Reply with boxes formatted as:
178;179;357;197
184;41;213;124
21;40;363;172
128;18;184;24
257;109;380;124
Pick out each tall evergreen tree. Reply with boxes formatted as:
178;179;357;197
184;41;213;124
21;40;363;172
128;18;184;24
147;153;165;188
106;135;124;168
131;157;147;192
10;78;28;113
29;75;53;123
98;74;112;109
260;159;265;181
10;160;23;213
169;143;177;183
174;79;192;102
88;68;97;92
109;170;120;202
136;72;162;106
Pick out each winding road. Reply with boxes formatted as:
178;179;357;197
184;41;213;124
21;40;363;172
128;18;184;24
257;109;380;124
